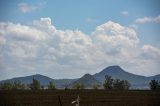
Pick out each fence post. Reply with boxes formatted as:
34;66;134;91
58;95;62;106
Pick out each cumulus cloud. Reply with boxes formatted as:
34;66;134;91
92;21;139;47
121;11;129;16
0;17;160;80
18;2;42;13
136;15;160;23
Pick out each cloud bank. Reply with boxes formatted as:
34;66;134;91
0;17;160;80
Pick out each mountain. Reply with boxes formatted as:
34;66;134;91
0;74;76;88
70;73;101;88
93;65;160;89
0;74;53;85
54;79;77;88
150;74;160;81
0;65;160;89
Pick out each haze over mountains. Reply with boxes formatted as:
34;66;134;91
1;65;160;89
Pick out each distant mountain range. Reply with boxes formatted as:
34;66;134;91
1;65;160;89
94;66;160;89
70;73;101;88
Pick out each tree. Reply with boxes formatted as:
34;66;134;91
113;79;122;90
41;85;44;90
0;81;26;90
122;80;130;90
149;79;159;90
92;84;100;90
47;81;56;90
13;81;25;90
29;78;41;90
72;83;84;90
0;82;13;90
103;75;130;90
64;83;69;90
103;75;114;90
113;79;130;90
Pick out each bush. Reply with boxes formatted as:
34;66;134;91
92;84;100;90
0;81;26;90
103;75;130;90
29;78;41;90
72;83;84;90
47;81;56;90
103;75;114;90
149;79;160;90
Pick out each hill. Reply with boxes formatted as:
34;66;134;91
70;73;101;88
1;65;160;89
0;74;76;88
93;65;160;89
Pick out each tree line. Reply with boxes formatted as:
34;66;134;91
103;75;130;90
149;79;160;90
0;75;159;90
0;78;56;90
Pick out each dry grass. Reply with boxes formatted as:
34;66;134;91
0;90;160;106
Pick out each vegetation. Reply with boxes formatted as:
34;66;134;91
0;76;130;90
103;75;114;90
72;83;85;90
0;90;160;106
103;75;130;90
149;79;160;90
92;84;101;90
64;83;69;90
113;79;130;90
29;78;41;90
0;81;25;90
1;77;160;106
47;81;56;90
2;76;160;91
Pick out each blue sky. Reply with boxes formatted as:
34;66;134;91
0;0;160;46
0;0;160;80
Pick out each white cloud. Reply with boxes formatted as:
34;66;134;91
121;11;129;16
136;15;160;23
18;3;41;13
0;17;160;80
142;45;160;59
86;18;98;23
154;15;160;23
129;24;138;30
136;17;152;23
92;21;139;47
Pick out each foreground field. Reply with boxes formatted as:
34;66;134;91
0;90;160;106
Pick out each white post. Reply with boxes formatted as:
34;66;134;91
71;95;80;106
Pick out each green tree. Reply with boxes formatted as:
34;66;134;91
92;84;100;90
47;81;56;90
122;80;130;90
12;81;25;90
72;83;84;90
113;79;122;90
64;83;69;90
41;85;44;90
29;78;41;90
103;75;114;90
103;75;130;90
149;79;159;90
0;81;26;90
0;82;13;90
113;79;130;90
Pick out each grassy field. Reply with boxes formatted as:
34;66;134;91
0;90;160;106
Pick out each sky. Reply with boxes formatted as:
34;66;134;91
0;0;160;80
